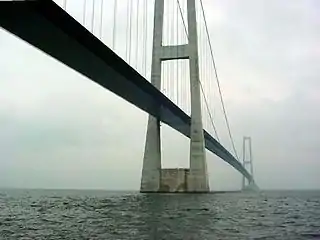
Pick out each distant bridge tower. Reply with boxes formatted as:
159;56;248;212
140;0;209;193
242;136;254;190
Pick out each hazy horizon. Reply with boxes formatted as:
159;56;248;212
1;186;320;191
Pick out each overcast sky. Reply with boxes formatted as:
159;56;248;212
0;0;319;190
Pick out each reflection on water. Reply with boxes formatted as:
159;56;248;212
0;189;319;239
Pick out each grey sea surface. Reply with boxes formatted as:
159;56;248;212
0;189;319;239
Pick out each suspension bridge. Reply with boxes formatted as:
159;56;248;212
0;0;257;192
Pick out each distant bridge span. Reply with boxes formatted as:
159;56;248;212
0;0;254;182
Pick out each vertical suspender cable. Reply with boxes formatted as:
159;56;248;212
141;0;145;75
135;0;140;70
83;0;86;26
91;0;95;33
170;0;172;100
112;0;117;50
166;0;170;97
167;0;170;99
127;0;133;63
176;1;179;107
143;0;148;77
99;0;104;39
125;0;129;60
173;0;176;103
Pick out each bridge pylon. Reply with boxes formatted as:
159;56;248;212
140;0;209;193
242;136;258;191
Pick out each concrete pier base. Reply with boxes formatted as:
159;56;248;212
158;168;210;193
159;168;189;192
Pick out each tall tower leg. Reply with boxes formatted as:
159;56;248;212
187;0;209;192
140;116;161;192
140;0;164;193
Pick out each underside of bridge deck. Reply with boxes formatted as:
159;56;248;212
0;0;255;187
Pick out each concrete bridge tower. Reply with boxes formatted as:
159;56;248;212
140;0;209;193
242;136;257;191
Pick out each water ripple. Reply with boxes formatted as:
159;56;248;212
0;190;319;239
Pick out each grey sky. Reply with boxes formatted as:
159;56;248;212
0;0;319;190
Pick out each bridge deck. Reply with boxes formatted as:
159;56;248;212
0;0;253;182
